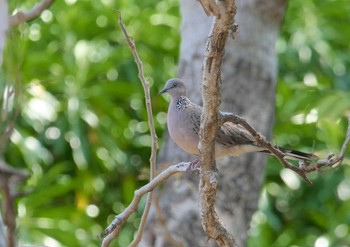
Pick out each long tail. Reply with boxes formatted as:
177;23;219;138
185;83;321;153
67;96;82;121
274;146;317;161
260;146;316;161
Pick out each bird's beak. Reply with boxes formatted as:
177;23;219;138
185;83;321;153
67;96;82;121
158;88;167;95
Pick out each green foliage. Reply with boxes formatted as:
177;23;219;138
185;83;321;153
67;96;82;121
2;0;349;246
4;0;179;246
248;0;350;246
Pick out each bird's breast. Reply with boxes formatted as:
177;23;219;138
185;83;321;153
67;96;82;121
167;107;200;156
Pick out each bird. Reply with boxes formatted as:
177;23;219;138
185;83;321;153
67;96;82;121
158;78;316;169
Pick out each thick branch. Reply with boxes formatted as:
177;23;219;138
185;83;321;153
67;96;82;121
9;0;54;27
100;162;189;246
199;0;238;246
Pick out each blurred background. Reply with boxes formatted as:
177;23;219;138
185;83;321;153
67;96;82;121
2;0;350;246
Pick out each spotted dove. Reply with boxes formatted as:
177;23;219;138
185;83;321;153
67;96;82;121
159;78;315;166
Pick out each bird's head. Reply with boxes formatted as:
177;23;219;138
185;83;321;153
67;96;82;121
158;78;187;98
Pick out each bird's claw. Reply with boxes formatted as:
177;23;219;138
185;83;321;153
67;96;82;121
187;159;201;172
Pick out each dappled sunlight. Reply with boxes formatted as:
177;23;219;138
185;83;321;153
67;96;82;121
82;109;99;127
106;68;118;81
43;237;62;247
45;126;61;140
303;73;318;87
291;109;319;125
24;82;59;126
29;23;41;41
314;236;329;247
86;204;99;218
64;0;77;6
334;224;348;238
40;10;53;23
337;179;350;201
96;15;108;28
280;169;300;190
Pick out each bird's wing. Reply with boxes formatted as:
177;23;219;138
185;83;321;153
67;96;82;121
216;122;258;147
184;100;258;148
187;102;202;135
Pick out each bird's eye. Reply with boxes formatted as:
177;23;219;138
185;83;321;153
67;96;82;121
173;83;177;87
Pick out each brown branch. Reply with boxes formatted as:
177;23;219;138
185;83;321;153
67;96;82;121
0;160;29;247
221;112;350;186
199;0;238;247
0;177;16;247
197;0;219;16
100;162;190;246
113;14;159;247
9;0;55;27
0;160;28;180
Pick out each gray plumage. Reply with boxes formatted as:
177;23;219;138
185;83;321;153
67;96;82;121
159;78;315;161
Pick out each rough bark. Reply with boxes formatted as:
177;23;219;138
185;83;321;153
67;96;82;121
142;0;285;246
198;0;238;245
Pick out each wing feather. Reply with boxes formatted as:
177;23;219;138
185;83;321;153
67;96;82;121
216;122;257;147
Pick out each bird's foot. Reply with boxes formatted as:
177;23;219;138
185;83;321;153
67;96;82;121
187;158;201;172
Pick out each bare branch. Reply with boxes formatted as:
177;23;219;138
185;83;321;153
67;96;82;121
100;162;190;246
197;0;219;17
221;112;350;185
0;160;29;247
0;160;28;181
116;14;159;247
9;0;54;27
199;0;238;246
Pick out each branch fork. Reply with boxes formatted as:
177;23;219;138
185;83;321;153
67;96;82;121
221;112;350;185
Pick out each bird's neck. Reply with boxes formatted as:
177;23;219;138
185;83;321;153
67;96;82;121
173;96;190;110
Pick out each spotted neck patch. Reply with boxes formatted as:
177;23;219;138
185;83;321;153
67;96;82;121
176;96;190;110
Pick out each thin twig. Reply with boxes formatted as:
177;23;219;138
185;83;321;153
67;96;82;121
116;14;158;247
221;112;350;185
100;162;190;246
10;0;55;27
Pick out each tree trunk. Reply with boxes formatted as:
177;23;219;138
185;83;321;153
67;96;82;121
142;0;285;246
